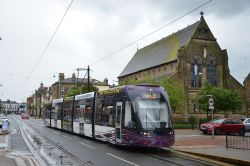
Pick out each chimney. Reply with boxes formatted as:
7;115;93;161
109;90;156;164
59;73;64;81
72;73;76;82
103;78;108;85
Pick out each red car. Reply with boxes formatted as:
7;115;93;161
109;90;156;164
21;113;29;119
200;118;245;135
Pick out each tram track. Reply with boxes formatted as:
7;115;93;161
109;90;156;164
143;153;186;166
12;116;90;166
143;152;218;166
141;147;232;166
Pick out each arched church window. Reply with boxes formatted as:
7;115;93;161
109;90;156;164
191;53;202;87
206;55;217;85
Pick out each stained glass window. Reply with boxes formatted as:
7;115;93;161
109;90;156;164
207;55;217;85
191;54;202;87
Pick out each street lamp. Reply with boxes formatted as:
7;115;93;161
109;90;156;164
53;73;61;98
207;95;215;139
0;82;3;99
0;83;2;114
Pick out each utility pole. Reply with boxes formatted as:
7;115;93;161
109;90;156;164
87;65;90;92
76;66;91;92
35;90;38;118
76;68;79;86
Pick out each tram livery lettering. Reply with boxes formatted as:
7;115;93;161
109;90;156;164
98;88;120;95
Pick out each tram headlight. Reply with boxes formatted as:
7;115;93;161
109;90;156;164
141;132;150;136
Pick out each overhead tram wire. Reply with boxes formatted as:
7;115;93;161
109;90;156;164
90;0;213;66
17;0;74;98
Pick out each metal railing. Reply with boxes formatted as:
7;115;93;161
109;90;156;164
226;134;250;150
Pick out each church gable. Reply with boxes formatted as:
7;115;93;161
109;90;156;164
191;17;216;41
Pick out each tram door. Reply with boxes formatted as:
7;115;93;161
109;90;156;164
115;102;122;143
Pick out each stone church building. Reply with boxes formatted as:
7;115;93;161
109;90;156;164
118;12;249;116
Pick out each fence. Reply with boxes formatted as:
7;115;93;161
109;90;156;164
226;135;250;150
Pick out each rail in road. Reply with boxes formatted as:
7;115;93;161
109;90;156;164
12;115;226;166
11;116;86;166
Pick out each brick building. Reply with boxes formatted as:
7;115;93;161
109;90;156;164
244;73;250;115
51;73;110;100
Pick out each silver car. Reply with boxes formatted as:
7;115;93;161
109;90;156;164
241;118;250;132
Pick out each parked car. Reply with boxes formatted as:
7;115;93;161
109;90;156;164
200;118;245;135
21;113;29;119
241;118;250;132
0;115;9;130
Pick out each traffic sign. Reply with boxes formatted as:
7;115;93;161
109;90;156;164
209;105;214;110
209;98;214;106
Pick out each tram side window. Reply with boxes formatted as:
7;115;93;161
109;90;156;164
102;104;114;127
96;100;103;125
63;102;71;120
84;99;93;124
51;106;55;119
74;103;80;122
58;104;63;120
96;97;115;127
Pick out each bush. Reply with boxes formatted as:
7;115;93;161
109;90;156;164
189;115;196;129
174;123;193;129
199;118;209;124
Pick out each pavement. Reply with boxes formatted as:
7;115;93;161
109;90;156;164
173;129;250;166
0;127;37;166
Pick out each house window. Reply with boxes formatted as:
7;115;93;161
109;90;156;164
206;55;217;85
191;53;202;87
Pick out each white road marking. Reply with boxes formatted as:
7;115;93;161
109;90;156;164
106;153;139;166
51;130;60;135
79;142;96;149
0;135;8;150
11;128;17;134
63;135;73;140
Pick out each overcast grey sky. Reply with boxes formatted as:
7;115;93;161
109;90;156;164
0;0;249;102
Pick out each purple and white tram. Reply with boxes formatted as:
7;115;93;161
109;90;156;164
45;85;175;147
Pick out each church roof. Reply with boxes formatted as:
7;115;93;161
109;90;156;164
243;72;250;85
119;20;201;78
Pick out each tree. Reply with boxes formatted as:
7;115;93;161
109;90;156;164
120;76;186;113
161;78;186;112
198;82;243;112
64;85;98;97
65;86;80;97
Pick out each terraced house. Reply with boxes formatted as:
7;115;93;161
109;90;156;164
118;12;248;116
